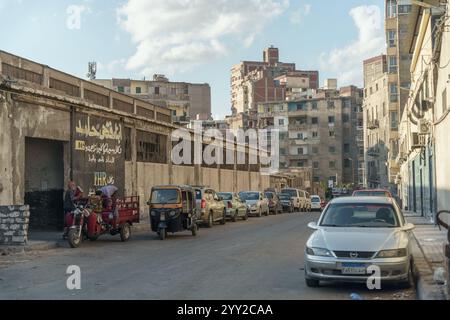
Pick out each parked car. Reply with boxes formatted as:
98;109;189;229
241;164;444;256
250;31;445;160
265;191;283;215
239;191;270;217
305;192;312;212
304;196;415;288
217;192;249;222
278;193;294;213
281;188;309;212
310;195;322;211
194;187;226;227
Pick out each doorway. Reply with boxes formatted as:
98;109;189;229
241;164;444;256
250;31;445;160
24;137;65;231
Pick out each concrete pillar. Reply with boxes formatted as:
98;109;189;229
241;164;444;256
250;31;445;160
42;67;50;88
79;81;84;99
0;93;14;205
167;134;173;185
131;127;138;195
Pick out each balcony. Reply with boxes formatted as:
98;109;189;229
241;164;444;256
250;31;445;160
367;120;380;130
367;147;380;157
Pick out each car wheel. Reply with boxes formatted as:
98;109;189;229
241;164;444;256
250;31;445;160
258;208;262;218
207;212;214;228
191;223;198;237
306;278;320;288
399;262;415;289
243;210;249;221
220;209;226;225
232;210;238;222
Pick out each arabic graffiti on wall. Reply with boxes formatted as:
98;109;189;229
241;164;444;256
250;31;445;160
72;113;125;196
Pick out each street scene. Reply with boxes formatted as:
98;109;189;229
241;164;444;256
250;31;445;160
1;0;450;303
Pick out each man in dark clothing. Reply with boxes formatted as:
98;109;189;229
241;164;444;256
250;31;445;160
63;181;83;239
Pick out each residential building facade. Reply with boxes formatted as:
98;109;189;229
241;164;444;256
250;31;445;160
94;75;212;124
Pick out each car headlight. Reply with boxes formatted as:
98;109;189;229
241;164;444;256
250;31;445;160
150;210;157;217
306;247;334;257
376;249;407;258
169;210;177;217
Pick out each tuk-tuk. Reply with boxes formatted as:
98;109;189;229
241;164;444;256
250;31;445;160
148;185;199;240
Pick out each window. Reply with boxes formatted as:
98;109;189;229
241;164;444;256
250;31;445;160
137;130;167;163
312;101;318;110
343;114;350;123
443;89;448;115
398;1;412;14
297;133;305;140
312;147;319;154
118;86;125;93
295;160;308;168
389;83;398;102
313;161;319;169
390;111;398;130
327;101;335;110
313;176;320;183
329;161;336;169
280;148;287;156
329;146;336;154
298;148;305;155
388;56;398;73
388;30;396;47
312;131;319;139
387;0;397;18
154;87;160;95
135;87;142;94
328;116;335;124
329;130;335;137
312;117;319;125
344;144;350;153
278;119;285;126
297;102;307;111
343;100;351;108
344;159;351;168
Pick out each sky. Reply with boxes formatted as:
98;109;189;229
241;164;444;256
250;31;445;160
0;0;386;119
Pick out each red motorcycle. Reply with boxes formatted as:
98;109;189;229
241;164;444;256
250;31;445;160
65;196;140;248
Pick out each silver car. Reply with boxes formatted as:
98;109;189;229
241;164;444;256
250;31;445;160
239;191;270;217
304;197;415;288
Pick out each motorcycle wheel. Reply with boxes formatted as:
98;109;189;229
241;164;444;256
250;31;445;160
68;228;82;248
120;223;131;242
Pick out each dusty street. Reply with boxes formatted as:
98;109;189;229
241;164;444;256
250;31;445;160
0;212;415;300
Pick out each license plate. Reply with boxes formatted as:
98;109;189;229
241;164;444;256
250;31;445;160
341;263;367;275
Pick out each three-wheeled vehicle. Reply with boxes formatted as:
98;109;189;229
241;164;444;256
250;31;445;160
66;196;140;248
148;185;199;240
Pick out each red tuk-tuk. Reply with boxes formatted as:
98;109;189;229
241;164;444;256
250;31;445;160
66;196;140;248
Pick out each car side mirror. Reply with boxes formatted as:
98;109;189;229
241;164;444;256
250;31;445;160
402;223;415;232
308;222;319;230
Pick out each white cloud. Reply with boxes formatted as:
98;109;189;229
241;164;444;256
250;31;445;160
117;0;290;75
66;3;92;30
290;4;311;25
319;5;386;87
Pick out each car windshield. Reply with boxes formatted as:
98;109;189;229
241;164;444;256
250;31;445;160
240;192;259;201
320;203;399;228
278;194;290;200
151;189;180;204
218;193;232;201
354;191;390;197
281;189;297;198
311;197;321;203
265;193;274;199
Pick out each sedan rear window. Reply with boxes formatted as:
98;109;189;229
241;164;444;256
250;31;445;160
320;204;399;228
218;193;232;201
311;197;321;203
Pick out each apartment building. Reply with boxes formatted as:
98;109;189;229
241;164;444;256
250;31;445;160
256;85;364;194
396;0;448;220
94;75;212;124
363;55;399;193
230;46;319;114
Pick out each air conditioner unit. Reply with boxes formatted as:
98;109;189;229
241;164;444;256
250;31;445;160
418;119;431;135
411;133;426;149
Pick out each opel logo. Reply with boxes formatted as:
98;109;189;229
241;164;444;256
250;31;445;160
350;252;359;258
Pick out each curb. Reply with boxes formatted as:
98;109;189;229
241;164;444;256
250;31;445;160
411;232;448;300
0;241;61;256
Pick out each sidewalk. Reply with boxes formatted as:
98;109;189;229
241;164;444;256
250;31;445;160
405;213;449;300
0;220;151;256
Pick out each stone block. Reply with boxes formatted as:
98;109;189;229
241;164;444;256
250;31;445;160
9;224;19;231
9;211;20;218
11;236;25;244
0;224;9;230
3;231;13;236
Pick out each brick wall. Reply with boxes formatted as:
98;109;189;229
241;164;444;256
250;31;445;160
0;205;30;245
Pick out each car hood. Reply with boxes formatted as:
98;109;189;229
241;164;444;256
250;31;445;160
245;200;259;206
308;228;410;252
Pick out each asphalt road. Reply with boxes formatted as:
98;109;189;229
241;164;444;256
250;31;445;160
0;212;415;300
